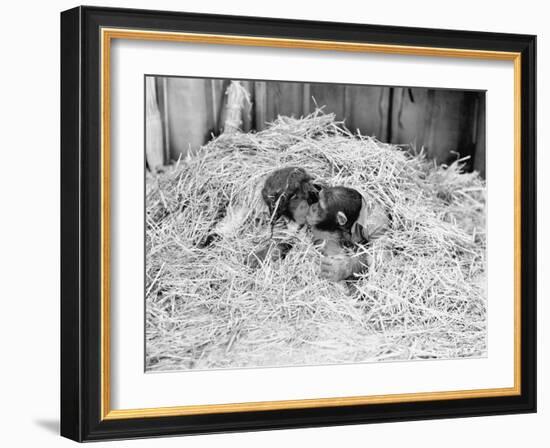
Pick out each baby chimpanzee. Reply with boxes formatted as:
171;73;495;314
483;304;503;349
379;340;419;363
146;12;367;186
246;167;321;267
306;186;390;281
261;166;319;225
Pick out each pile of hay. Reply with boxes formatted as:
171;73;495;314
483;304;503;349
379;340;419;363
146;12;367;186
145;110;486;371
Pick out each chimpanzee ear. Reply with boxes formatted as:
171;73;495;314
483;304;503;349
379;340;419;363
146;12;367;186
336;211;348;226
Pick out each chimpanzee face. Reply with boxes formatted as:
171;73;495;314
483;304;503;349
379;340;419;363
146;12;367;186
264;191;310;224
287;194;310;225
306;187;357;231
261;167;320;225
306;192;329;227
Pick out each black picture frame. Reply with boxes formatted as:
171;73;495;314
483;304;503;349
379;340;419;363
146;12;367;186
61;5;536;442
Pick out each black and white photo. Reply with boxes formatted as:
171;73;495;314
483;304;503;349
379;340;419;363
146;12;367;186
145;77;487;372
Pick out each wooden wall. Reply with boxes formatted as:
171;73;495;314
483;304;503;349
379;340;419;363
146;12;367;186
146;77;486;177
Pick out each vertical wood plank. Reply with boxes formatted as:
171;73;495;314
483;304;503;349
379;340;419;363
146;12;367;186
145;77;164;170
204;78;214;137
241;81;254;132
160;78;170;162
473;94;486;177
455;92;480;171
310;83;346;119
265;81;304;121
302;84;311;116
254;81;267;130
166;78;209;159
345;85;390;138
210;79;219;134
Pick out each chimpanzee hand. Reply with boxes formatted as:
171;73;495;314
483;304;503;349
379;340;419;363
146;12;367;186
320;255;353;282
245;242;293;269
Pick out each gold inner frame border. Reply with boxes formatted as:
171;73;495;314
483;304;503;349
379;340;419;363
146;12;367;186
99;27;522;421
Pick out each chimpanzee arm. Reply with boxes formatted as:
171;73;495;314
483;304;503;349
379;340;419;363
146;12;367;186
311;228;343;256
320;251;370;281
321;238;395;281
245;218;300;268
246;240;294;268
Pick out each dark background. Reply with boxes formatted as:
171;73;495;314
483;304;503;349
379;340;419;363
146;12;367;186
146;76;486;176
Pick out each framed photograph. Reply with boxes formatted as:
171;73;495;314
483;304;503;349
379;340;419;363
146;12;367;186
60;6;536;442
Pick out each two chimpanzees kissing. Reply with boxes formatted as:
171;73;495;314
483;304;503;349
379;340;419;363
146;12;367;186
248;167;390;281
246;167;321;268
261;167;320;226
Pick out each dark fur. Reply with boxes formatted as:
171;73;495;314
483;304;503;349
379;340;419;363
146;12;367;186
261;167;320;221
314;186;362;232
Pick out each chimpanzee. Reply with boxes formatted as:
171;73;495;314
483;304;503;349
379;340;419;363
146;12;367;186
306;186;390;281
261;166;321;224
246;167;322;267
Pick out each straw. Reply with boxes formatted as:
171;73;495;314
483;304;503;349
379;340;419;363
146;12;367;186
145;109;486;371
